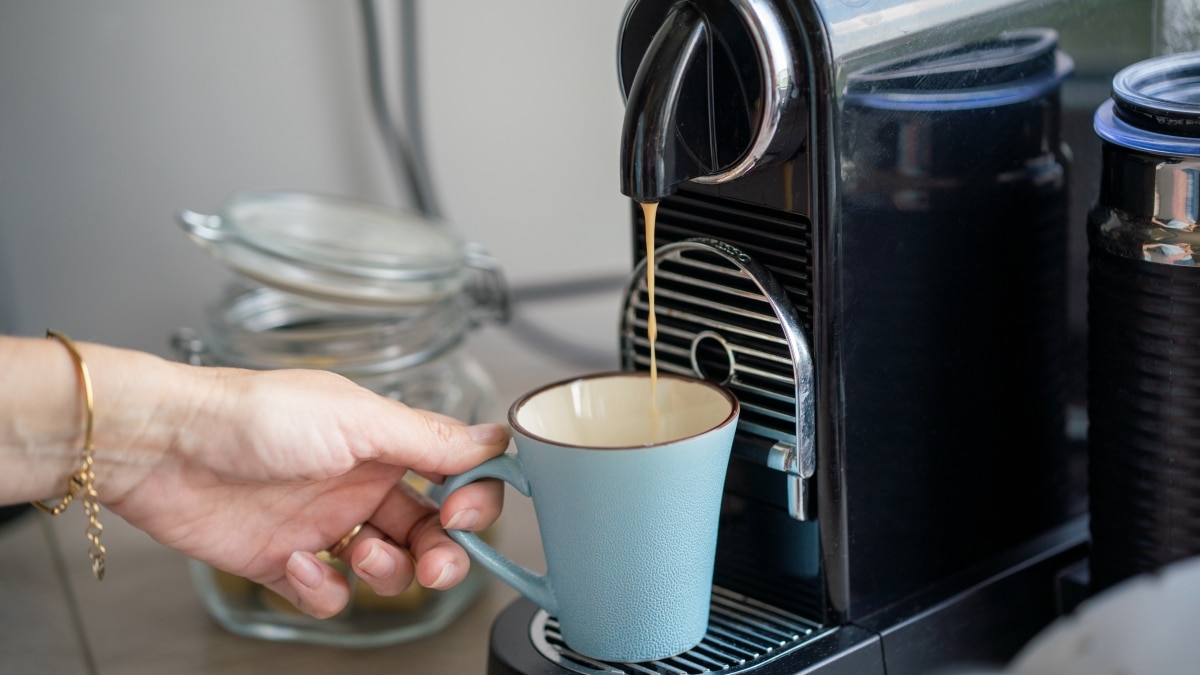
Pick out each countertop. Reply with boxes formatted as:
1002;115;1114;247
0;292;623;675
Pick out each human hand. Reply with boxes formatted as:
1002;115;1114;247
99;365;509;619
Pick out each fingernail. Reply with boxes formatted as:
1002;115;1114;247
356;541;395;580
445;508;479;531
468;423;507;445
288;551;323;590
430;562;458;590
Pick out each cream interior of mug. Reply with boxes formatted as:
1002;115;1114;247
514;374;734;448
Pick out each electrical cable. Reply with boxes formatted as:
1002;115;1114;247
505;312;619;370
359;0;440;217
495;276;630;370
507;272;630;304
357;1;626;367
398;0;442;219
503;273;629;369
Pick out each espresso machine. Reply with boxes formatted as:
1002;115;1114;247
487;1;1152;673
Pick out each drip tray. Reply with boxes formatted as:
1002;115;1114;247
529;586;827;674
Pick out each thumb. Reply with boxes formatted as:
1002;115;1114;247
362;403;510;476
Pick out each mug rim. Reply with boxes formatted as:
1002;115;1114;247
507;370;740;450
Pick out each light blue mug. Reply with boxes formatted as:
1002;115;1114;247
441;371;739;663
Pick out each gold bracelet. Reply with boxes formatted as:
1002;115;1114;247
33;330;106;580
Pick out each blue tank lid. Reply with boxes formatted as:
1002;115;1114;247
845;29;1072;111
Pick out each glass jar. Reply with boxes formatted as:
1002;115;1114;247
170;190;507;647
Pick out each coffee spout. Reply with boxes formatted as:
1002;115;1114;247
619;1;708;203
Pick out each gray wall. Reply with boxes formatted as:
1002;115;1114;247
0;1;630;354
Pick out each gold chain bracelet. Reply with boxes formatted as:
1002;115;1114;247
33;330;106;580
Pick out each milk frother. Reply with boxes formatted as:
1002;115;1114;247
1088;51;1200;594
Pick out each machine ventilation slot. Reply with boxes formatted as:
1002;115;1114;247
633;191;814;333
622;240;810;448
529;586;827;675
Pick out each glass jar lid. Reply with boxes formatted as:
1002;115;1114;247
179;190;471;309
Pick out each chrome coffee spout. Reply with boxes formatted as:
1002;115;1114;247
618;0;805;203
619;2;707;203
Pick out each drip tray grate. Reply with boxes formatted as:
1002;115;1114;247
529;586;826;674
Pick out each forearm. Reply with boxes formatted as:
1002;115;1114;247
0;335;214;506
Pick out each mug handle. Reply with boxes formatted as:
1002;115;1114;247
439;454;557;614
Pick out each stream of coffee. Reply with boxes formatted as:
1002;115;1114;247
642;201;660;440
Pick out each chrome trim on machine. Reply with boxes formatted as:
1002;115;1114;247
620;238;816;520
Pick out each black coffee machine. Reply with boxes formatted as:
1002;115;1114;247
488;1;1152;673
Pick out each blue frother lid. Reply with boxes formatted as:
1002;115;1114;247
1095;51;1200;157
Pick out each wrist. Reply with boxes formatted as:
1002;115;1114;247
82;343;220;506
0;336;91;504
